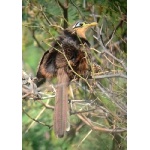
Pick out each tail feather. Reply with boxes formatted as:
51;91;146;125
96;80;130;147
54;68;69;138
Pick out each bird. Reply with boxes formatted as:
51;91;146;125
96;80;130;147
36;21;97;138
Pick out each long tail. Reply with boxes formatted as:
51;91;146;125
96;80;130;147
54;68;69;138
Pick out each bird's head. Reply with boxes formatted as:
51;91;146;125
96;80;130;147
72;21;97;39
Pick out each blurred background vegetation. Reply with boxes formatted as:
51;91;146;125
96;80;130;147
22;0;127;149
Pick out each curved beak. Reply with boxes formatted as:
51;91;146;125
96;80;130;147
84;22;98;28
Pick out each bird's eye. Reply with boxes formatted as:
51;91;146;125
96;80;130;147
73;22;84;29
76;22;83;27
79;23;83;26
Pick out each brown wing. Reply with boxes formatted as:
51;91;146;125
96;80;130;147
36;50;57;79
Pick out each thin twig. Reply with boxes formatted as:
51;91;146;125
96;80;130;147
77;114;126;133
105;20;123;47
96;82;127;113
24;99;51;133
91;10;127;72
92;73;127;79
37;100;54;110
78;129;92;147
93;35;127;72
23;108;52;132
29;29;46;51
70;0;85;20
71;108;96;115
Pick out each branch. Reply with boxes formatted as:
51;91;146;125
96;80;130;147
105;19;123;47
41;10;52;26
30;29;46;52
56;0;68;29
91;10;127;72
77;114;126;133
23;108;52;130
71;108;96;115
70;0;85;20
92;73;127;79
96;82;127;113
93;35;127;72
78;130;92;147
37;100;54;110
